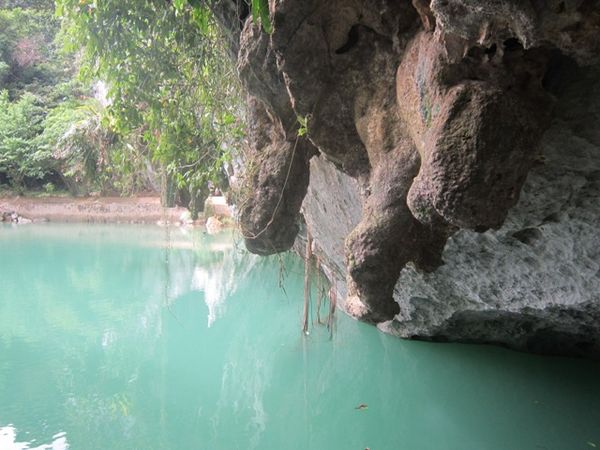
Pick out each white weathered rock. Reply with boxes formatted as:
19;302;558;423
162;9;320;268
302;66;600;358
179;210;193;225
17;216;32;224
206;216;224;235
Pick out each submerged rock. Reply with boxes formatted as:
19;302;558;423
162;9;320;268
217;0;600;358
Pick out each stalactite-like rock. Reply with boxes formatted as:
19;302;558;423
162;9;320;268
221;0;600;358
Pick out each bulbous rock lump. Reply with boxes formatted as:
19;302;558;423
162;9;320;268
220;0;600;357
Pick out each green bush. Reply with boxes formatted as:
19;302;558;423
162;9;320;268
0;90;52;187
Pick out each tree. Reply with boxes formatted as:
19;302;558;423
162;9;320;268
0;0;54;10
0;1;163;196
0;90;50;189
0;3;93;191
56;0;245;215
0;6;61;96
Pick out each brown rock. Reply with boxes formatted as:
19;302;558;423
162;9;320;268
237;98;316;255
221;0;600;324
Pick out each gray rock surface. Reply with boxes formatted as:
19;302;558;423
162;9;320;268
216;0;600;358
301;155;362;302
303;64;600;358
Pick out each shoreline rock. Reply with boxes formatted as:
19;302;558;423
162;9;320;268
0;195;232;227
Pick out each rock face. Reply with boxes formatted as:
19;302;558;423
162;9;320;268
222;0;600;358
307;64;600;359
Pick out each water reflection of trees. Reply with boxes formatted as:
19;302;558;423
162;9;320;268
0;225;261;448
0;225;258;343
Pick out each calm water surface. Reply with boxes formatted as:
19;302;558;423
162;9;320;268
0;224;599;450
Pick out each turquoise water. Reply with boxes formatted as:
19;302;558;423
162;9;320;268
0;224;599;450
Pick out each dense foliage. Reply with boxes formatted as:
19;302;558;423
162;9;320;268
56;0;245;214
0;4;76;192
1;0;249;216
0;2;128;195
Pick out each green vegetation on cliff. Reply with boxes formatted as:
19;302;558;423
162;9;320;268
57;0;245;214
0;0;246;215
0;1;142;196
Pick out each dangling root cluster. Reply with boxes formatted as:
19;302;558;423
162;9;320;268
302;231;336;338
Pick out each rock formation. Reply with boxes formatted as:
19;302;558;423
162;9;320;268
219;0;600;358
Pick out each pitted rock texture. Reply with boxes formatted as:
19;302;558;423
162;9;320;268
225;0;600;357
381;64;600;358
237;98;316;255
306;64;600;359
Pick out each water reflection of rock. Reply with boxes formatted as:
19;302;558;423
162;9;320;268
190;243;258;327
0;226;259;346
162;229;259;327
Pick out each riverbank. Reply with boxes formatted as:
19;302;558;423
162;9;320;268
0;195;232;225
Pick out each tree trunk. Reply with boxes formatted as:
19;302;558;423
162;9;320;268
160;171;176;207
188;184;209;220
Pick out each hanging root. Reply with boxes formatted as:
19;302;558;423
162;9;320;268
302;231;312;334
327;284;337;339
315;256;324;325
